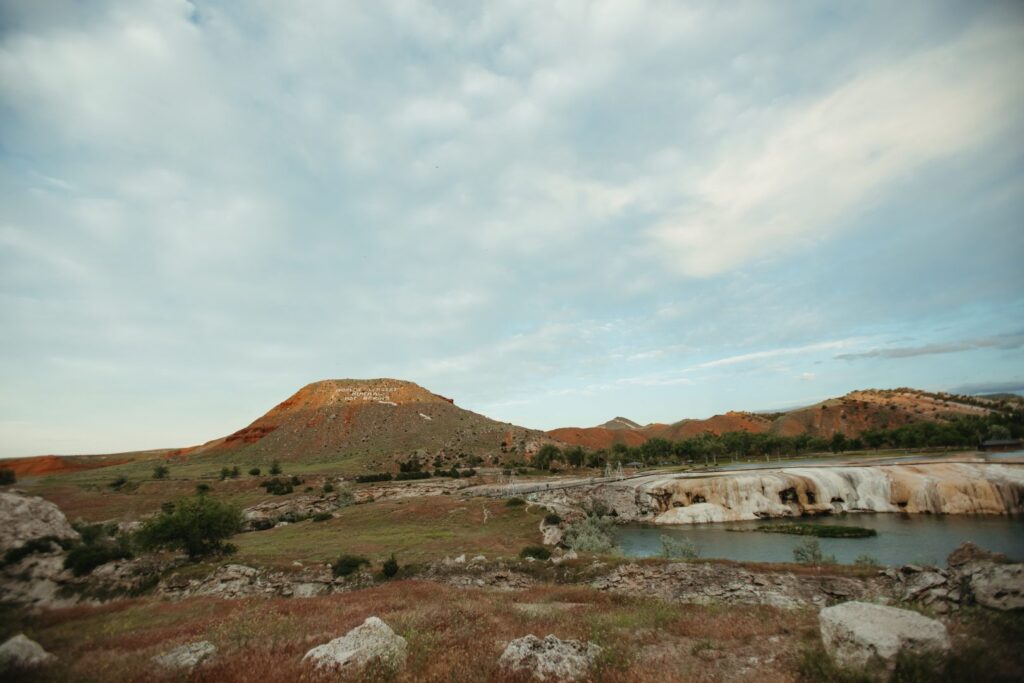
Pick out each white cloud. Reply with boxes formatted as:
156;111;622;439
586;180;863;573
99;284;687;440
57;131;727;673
650;23;1024;277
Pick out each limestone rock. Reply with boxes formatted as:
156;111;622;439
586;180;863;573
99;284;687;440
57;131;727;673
302;616;407;672
498;634;602;681
152;641;216;671
970;563;1024;611
819;601;950;675
0;634;56;670
0;491;78;553
947;541;1007;567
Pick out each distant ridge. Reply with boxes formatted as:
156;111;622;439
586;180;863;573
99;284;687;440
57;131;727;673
547;387;1008;449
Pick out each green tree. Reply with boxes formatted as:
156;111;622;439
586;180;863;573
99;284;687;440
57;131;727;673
138;495;242;559
152;464;169;480
269;460;282;475
533;444;562;470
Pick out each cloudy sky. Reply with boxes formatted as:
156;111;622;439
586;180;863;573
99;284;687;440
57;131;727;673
1;1;1023;457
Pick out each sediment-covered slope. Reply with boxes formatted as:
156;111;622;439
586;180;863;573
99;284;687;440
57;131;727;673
186;378;551;463
533;463;1024;525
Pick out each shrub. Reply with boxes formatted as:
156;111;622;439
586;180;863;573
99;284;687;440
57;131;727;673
460;468;477;478
269;460;282;475
249;467;261;476
355;473;393;483
563;515;617;554
137;495;242;559
290;475;303;486
251;519;274;531
220;467;232;480
395;471;431;481
322;482;335;493
231;466;240;478
152;465;169;480
332;554;370;577
505;497;526;507
260;477;294;495
380;554;399;579
195;483;211;495
73;521;106;545
660;535;700;560
854;554;880;568
543;513;562;525
519;545;551;560
793;538;836;565
64;542;131;577
312;512;333;522
0;468;15;485
109;476;128;490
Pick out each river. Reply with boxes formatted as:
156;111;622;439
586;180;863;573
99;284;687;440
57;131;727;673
614;513;1024;566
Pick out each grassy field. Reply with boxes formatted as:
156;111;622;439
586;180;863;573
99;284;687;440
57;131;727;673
231;496;546;567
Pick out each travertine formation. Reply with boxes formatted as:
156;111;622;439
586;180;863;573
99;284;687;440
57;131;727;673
530;463;1024;524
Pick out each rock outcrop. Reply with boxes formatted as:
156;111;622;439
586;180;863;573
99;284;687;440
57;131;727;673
302;616;407;672
0;491;78;553
498;634;602;681
152;641;217;671
0;634;57;671
819;601;949;676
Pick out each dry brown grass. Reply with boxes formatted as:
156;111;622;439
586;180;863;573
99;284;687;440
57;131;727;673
7;580;820;683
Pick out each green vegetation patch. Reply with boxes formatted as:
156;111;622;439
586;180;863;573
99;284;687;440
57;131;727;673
730;522;877;538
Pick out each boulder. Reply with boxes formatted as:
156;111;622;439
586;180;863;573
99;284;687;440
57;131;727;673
152;641;217;671
819;601;949;675
0;634;56;670
970;563;1024;611
947;541;1007;567
0;492;78;553
302;616;407;672
498;634;602;681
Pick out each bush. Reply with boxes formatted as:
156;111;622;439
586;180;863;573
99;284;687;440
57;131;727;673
152;465;169;480
196;483;211;495
251;519;274;531
543;513;562;525
269;460;282;475
460;468;477;478
311;512;333;522
137;495;242;559
322;482;335;493
332;554;370;577
64;542;131;577
395;471;431;481
563;515;617;554
220;467;232;480
0;468;15;485
260;477;294;495
290;475;303;486
519;545;551;560
854;554;880;568
660;535;700;560
505;497;526;507
249;467;261;476
793;538;836;565
380;554;399;579
109;476;128;490
355;473;393;483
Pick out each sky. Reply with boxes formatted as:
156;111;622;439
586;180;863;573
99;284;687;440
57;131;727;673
1;0;1023;458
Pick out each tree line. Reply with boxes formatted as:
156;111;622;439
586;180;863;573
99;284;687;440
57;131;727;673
525;410;1022;470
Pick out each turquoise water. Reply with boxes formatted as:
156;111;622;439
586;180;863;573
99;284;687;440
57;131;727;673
614;513;1024;566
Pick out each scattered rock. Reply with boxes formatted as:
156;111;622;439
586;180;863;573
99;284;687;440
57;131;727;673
302;616;407;672
498;634;602;681
819;601;950;675
0;634;56;670
152;641;216;671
